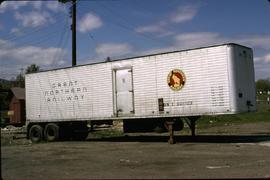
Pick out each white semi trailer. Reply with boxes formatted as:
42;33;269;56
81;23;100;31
25;43;256;142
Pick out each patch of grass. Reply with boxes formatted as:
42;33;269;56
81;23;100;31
91;129;124;138
1;135;31;146
257;94;270;101
196;103;270;129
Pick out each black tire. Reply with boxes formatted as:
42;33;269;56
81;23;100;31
29;125;43;143
44;123;59;142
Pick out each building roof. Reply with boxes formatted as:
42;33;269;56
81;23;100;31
10;87;25;100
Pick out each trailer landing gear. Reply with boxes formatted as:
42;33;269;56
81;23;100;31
185;116;200;137
165;121;175;144
165;117;200;144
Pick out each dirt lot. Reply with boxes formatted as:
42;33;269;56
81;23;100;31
1;122;270;179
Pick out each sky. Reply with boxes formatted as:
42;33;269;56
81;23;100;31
0;0;270;80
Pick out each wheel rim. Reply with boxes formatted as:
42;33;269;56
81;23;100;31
47;128;55;138
32;129;40;139
45;123;59;141
30;126;42;142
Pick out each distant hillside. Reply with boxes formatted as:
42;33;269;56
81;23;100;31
0;78;12;83
0;78;15;89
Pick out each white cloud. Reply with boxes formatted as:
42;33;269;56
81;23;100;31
78;13;103;33
137;32;270;58
0;1;43;13
95;43;133;58
170;5;198;23
134;21;174;37
138;47;177;56
137;32;224;55
174;32;226;49
0;1;29;13
173;32;270;50
255;54;270;63
14;11;55;28
10;27;23;36
141;31;270;80
9;46;66;66
0;38;68;80
0;1;66;13
0;39;12;48
135;22;165;33
46;1;66;12
135;4;198;36
31;1;43;10
235;35;270;50
254;54;270;80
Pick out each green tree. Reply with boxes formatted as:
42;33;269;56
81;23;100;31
256;79;270;91
15;73;24;88
25;64;40;74
14;64;40;88
0;81;13;110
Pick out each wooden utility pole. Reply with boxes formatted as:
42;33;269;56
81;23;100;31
59;0;77;66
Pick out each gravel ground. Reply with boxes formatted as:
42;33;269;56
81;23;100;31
1;122;270;179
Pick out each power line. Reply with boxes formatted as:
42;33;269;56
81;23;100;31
78;2;172;47
117;1;179;35
0;2;69;46
0;2;72;57
52;9;70;64
0;26;64;54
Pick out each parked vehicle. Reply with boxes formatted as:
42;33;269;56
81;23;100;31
25;43;256;142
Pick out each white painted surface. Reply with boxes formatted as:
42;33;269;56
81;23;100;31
25;43;256;123
115;68;134;115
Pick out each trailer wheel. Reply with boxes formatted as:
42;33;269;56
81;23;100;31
29;125;43;143
44;123;59;142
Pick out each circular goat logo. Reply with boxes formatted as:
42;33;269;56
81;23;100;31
167;69;186;91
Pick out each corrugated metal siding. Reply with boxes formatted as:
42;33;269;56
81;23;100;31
132;46;231;117
232;46;256;112
133;56;158;116
26;44;255;123
26;63;114;122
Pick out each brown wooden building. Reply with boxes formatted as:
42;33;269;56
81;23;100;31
8;87;26;125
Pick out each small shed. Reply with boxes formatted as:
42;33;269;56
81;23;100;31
8;87;26;125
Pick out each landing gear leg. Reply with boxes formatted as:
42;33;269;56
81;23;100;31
165;121;175;144
189;119;196;137
185;116;200;137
